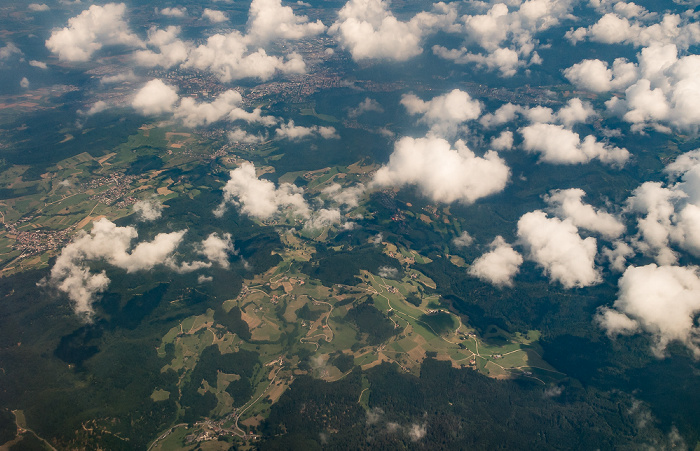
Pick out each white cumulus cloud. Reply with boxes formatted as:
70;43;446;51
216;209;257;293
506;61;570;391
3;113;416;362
159;7;187;17
202;8;228;23
520;123;629;166
46;3;143;62
215;162;310;220
545;188;625;239
434;0;575;76
133;197;164;221
131;79;179;115
329;0;457;61
597;264;700;358
275;120;339;140
517;210;600;288
401;89;482;136
372;135;510;204
247;0;326;42
47;218;186;319
469;236;523;287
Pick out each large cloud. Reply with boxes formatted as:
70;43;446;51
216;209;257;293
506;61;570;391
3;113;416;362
597;264;700;358
175;90;277;127
566;12;700;49
371;135;510;204
132;79;277;127
247;0;326;42
625;149;700;264
46;3;143;62
47;219;186;319
433;0;575;76
130;0;318;82
517;210;600;288
480;98;596;128
469;236;523;287
520;123;629;166
566;44;700;133
329;0;456;61
184;31;306;82
401;89;482;136
563;58;639;93
215;162;310;219
545;188;625;239
131;79;179;115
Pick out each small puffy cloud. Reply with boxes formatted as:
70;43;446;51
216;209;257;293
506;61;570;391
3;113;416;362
305;208;342;230
20;77;29;89
101;71;137;84
46;3;143;62
133;26;190;69
597;264;700;358
545;188;625;239
563;58;639;93
491;131;513;151
215;162;310;219
401;89;482;135
247;0;326;43
329;0;456;61
469;236;522;287
433;46;524;77
0;43;22;60
452;231;473;248
202;8;228;23
275;120;338;140
517;210;600;288
520;123;629;166
197;233;235;268
85;100;109;116
348;97;383;118
159;7;187;17
132;79;179;115
47;218;186;319
228;128;268;144
408;423;427;442
555;98;598;127
29;60;48;69
372;136;510;204
322;183;365;208
435;0;575;76
133;197;163;221
378;266;399;279
602;240;635;272
625;181;680;265
479;103;522;129
28;3;50;11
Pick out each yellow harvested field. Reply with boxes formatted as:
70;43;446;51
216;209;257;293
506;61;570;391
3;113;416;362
240;310;262;329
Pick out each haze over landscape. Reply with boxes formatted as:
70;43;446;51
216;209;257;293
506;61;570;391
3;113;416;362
1;0;700;448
